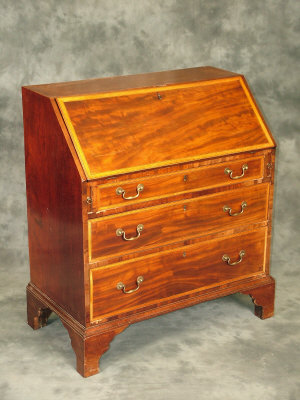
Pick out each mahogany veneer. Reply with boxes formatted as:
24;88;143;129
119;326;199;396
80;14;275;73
22;66;276;377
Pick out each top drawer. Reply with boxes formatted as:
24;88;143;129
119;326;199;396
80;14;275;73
89;156;264;213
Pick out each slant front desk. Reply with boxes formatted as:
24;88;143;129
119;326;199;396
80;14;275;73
22;66;276;377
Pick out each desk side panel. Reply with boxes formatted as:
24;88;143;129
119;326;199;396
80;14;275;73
22;89;85;325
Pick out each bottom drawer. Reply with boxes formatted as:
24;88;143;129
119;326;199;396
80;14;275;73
90;228;267;320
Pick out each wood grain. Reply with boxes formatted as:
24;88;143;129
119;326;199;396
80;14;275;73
89;183;269;262
91;227;267;320
241;277;275;319
22;89;86;324
264;149;276;276
57;77;275;179
62;320;127;377
23;66;239;97
91;156;264;212
27;275;275;378
27;287;52;330
22;67;276;377
88;149;269;186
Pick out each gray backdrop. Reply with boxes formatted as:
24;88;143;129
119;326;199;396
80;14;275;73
1;1;299;399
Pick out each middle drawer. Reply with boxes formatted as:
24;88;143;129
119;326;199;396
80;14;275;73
88;183;269;262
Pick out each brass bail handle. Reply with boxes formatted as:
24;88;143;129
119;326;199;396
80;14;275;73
225;164;248;180
116;224;144;241
223;201;247;216
222;250;246;266
117;276;144;294
116;184;144;200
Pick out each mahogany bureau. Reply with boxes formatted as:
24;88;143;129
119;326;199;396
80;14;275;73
22;66;276;377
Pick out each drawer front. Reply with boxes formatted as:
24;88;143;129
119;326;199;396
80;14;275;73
88;183;269;262
90;228;267;320
90;156;264;212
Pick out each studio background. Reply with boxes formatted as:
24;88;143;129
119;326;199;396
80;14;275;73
0;1;299;399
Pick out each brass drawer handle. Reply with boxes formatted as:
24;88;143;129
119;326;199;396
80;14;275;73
222;250;245;266
117;276;144;294
223;201;247;216
116;224;144;241
116;184;144;200
225;164;248;179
